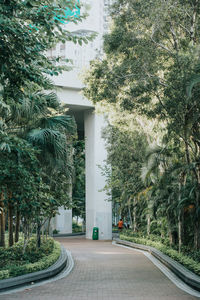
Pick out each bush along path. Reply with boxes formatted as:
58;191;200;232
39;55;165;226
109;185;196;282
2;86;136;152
0;237;61;280
120;234;200;277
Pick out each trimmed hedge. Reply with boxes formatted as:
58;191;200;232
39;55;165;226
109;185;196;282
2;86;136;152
120;234;200;276
0;270;9;280
0;240;61;280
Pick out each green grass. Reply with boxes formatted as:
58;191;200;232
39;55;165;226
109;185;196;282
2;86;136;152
120;234;200;276
0;237;61;280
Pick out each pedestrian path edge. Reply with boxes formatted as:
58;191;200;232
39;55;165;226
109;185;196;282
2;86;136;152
114;238;200;292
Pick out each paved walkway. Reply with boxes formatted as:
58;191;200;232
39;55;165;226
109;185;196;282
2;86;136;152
0;236;198;300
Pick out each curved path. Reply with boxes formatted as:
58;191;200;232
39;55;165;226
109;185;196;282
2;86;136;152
0;236;198;300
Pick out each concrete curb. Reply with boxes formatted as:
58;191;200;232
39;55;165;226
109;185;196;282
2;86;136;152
114;238;200;292
0;245;67;292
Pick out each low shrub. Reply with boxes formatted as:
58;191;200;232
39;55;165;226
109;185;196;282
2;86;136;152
72;222;83;233
122;230;171;247
0;238;61;280
180;246;200;263
120;234;200;276
0;270;9;280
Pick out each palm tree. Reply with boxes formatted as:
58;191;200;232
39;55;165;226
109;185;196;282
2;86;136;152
141;142;184;246
1;83;76;247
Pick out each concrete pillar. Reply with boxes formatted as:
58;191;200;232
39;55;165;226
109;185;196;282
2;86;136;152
54;208;72;234
84;110;112;240
51;208;72;234
51;151;73;234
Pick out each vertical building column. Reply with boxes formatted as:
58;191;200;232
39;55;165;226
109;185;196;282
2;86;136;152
84;109;112;240
51;156;73;235
54;208;72;234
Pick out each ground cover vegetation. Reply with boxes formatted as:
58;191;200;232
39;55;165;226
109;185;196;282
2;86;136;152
0;236;60;279
0;0;91;264
84;0;200;260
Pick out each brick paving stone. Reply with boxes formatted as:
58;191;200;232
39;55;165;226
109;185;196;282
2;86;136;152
0;236;198;300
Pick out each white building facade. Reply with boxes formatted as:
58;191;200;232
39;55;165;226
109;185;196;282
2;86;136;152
50;0;112;240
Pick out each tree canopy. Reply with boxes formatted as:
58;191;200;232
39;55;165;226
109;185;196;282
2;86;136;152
0;0;90;248
84;0;200;250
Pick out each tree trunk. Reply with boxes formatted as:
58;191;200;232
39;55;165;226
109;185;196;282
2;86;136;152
169;229;176;246
15;208;20;243
41;223;44;241
128;198;133;228
0;208;5;247
133;197;137;232
178;209;184;253
0;192;5;247
178;171;186;251
8;203;14;247
47;217;52;236
168;214;176;246
178;179;183;252
37;222;41;248
147;214;151;236
23;219;29;254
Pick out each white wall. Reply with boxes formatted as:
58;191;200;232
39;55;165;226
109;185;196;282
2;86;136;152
85;110;112;240
55;85;93;107
52;208;72;234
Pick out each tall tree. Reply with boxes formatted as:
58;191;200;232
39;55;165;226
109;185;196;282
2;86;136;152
0;0;93;247
84;0;200;248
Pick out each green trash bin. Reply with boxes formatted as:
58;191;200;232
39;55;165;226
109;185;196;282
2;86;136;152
92;227;99;240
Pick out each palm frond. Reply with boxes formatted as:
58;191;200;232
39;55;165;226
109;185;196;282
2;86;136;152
39;115;76;133
27;128;67;159
40;92;59;109
0;142;11;152
145;145;162;159
10;96;44;123
10;91;60;124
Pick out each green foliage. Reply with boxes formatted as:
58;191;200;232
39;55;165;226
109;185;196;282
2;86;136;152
84;0;200;249
72;140;85;220
0;237;60;279
72;221;82;233
0;0;91;109
122;230;171;247
100;116;149;221
0;0;90;249
121;234;200;276
0;270;9;280
0;135;43;219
